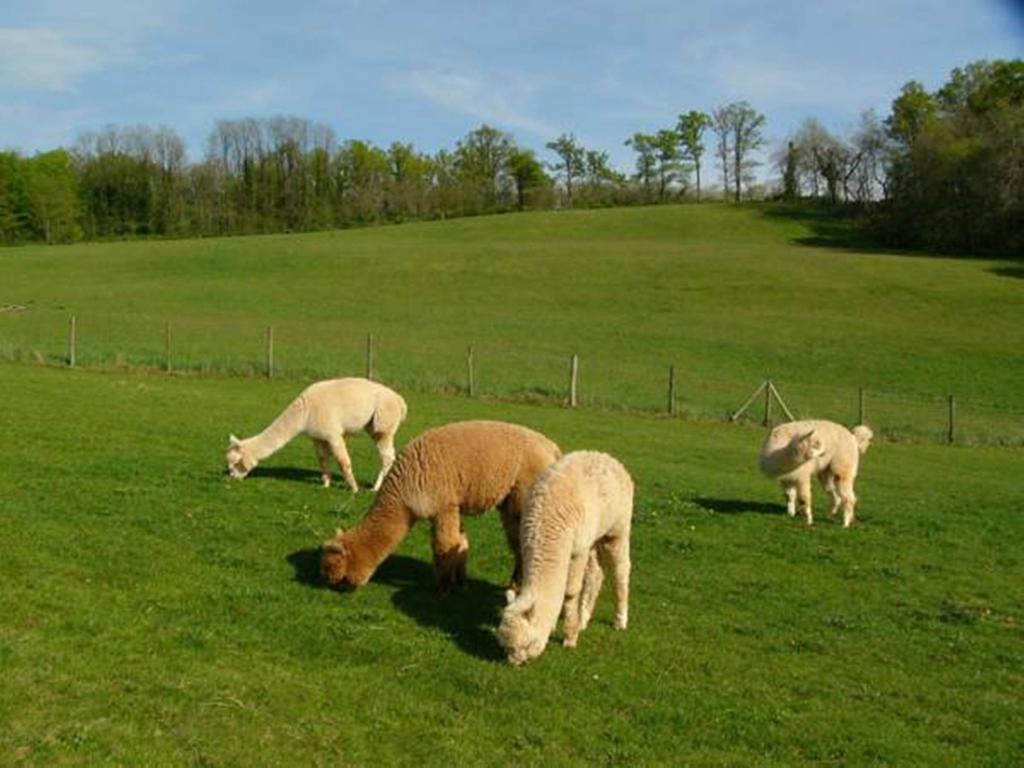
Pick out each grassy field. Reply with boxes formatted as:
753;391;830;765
1;363;1022;766
1;203;1022;444
1;205;1022;765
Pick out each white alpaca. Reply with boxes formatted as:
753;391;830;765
497;451;633;666
759;419;873;527
226;378;407;492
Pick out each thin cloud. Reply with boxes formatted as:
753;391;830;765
0;27;104;91
391;69;562;139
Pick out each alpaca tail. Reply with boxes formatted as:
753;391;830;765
852;425;874;454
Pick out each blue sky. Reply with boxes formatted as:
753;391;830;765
1;0;1021;174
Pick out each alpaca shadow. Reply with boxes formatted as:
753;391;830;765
378;555;508;662
248;466;325;485
284;549;507;661
694;496;785;516
286;547;329;588
990;265;1024;280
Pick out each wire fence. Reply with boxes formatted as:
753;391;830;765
2;307;1023;447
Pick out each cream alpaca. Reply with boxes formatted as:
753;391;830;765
759;419;873;527
320;420;561;591
497;451;633;666
225;377;407;492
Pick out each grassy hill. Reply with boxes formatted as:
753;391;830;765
1;203;1022;443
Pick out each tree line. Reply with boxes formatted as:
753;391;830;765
0;58;1019;256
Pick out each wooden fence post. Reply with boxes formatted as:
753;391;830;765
569;353;579;408
164;322;172;373
948;395;956;444
366;334;375;381
763;377;773;426
466;346;475;397
265;326;274;379
68;315;77;368
668;365;677;416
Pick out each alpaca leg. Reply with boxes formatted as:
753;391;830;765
837;474;858;528
371;430;396;492
561;553;591;648
497;501;524;594
599;534;631;630
328;436;358;492
783;482;798;517
313;439;332;487
820;471;841;517
577;549;604;633
431;506;468;593
797;477;814;526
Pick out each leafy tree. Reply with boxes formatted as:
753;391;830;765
507;148;549;211
455;125;514;213
545;133;586;207
677;110;711;200
712;102;766;201
652;129;685;201
625;133;657;201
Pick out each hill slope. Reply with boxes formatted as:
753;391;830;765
1;203;1021;441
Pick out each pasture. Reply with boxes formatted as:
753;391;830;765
1;364;1021;765
1;204;1022;764
1;204;1022;444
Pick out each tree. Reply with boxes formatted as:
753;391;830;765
652;129;685;201
625;133;657;201
710;110;731;200
507;148;548;211
455;125;514;213
24;150;80;243
545;133;586;207
677;110;711;200
712;102;766;202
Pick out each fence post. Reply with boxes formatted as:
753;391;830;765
569;353;579;408
164;321;172;373
668;365;677;416
466;346;475;397
68;315;77;367
265;326;274;379
763;377;773;426
948;395;956;444
366;333;375;381
858;387;866;425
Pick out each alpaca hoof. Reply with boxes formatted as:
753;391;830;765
504;588;517;605
614;618;627;631
562;637;578;648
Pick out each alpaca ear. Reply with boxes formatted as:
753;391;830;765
801;430;815;441
229;434;241;447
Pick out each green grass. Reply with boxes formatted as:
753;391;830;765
1;363;1022;765
1;203;1022;443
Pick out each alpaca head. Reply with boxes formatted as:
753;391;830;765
320;530;367;589
852;425;874;454
791;430;824;464
497;594;547;666
225;435;258;479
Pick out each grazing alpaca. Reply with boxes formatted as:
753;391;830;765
225;378;407;492
497;451;633;666
759;419;873;527
320;420;561;592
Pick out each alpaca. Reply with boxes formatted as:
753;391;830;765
320;420;561;592
497;451;633;666
759;419;873;527
225;378;407;492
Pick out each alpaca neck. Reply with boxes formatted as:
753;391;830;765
245;396;308;461
344;493;414;582
760;444;805;477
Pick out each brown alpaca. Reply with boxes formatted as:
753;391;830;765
320;420;561;592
